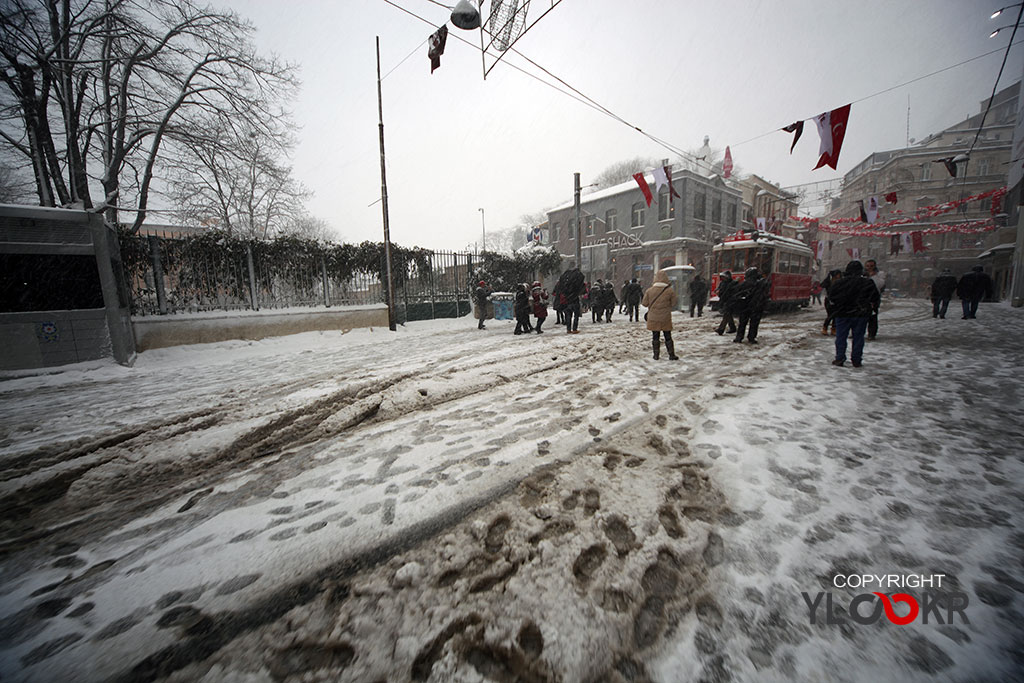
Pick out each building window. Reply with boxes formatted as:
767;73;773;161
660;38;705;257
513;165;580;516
921;164;931;181
631;202;645;227
552;222;560;242
694;192;706;219
978;158;990;176
570;219;576;240
585;215;595;237
712;198;722;224
606;209;617;233
727;203;737;227
657;188;674;221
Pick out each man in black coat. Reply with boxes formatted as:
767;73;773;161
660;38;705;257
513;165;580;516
956;265;994;319
688;274;709;317
557;267;586;333
625;278;643;322
732;267;769;344
827;260;880;368
929;268;958;319
714;271;738;335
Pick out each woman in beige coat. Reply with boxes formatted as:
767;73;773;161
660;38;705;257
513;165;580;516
641;270;679;360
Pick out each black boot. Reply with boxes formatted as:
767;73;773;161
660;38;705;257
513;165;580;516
653;338;660;360
666;337;678;360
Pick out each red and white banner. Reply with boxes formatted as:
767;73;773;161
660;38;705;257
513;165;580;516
865;196;879;223
723;146;734;179
633;173;653;207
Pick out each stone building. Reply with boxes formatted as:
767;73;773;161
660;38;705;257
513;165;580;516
820;82;1018;298
545;168;744;290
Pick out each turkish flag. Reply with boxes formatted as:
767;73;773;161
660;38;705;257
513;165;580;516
911;231;927;253
633;173;653;207
428;25;448;73
885;192;898;204
723;146;733;179
813;104;852;170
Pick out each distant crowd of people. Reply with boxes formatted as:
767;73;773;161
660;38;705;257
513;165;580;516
474;260;996;368
814;259;993;368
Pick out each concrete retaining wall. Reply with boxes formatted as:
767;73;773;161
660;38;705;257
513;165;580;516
132;305;389;352
0;310;111;371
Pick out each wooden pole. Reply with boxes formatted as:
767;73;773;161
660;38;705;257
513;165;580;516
377;36;397;331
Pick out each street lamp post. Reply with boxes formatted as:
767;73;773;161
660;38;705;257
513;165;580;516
478;208;486;252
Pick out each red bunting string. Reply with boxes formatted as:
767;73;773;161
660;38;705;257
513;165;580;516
815;218;998;238
789;186;1007;236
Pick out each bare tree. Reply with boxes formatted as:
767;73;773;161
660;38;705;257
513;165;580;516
164;117;310;238
0;0;298;233
286;213;336;242
592;156;659;191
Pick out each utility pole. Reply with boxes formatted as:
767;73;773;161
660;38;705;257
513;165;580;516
478;208;486;252
376;37;396;331
574;172;581;269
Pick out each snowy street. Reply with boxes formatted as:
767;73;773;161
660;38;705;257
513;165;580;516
1;300;1022;682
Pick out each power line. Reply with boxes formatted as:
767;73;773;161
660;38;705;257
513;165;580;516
732;40;1024;149
381;34;432;81
968;5;1024;155
384;0;1023;183
380;0;613;118
383;0;717;172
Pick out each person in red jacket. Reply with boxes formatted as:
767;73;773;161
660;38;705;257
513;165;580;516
530;281;548;334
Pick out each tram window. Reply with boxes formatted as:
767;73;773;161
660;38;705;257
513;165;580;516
778;253;789;274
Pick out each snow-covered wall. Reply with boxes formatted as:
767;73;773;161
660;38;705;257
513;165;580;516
132;305;389;351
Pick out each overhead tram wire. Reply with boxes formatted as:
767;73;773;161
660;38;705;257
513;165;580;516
382;0;713;173
968;3;1024;156
730;39;1024;149
386;1;1024;181
381;0;621;120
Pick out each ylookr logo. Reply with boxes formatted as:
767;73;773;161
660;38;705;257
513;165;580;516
803;574;970;626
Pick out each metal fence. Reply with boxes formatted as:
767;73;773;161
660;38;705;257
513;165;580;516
122;232;475;323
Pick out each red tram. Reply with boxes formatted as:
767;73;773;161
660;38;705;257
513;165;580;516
710;231;813;311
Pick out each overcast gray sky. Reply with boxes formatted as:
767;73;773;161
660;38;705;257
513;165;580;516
216;0;1023;251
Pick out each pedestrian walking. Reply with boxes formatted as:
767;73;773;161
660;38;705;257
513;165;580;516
827;260;880;368
531;281;548;334
513;283;533;335
820;269;842;335
956;265;994;319
810;280;823;305
625;278;643;322
591;279;605;323
688;274;709;318
474;280;492;330
619;280;629;314
551;279;565;325
864;259;886;340
732;267;769;344
642;270;678;360
555;267;586;333
929;268;957;319
714;271;738;336
603;281;618;322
